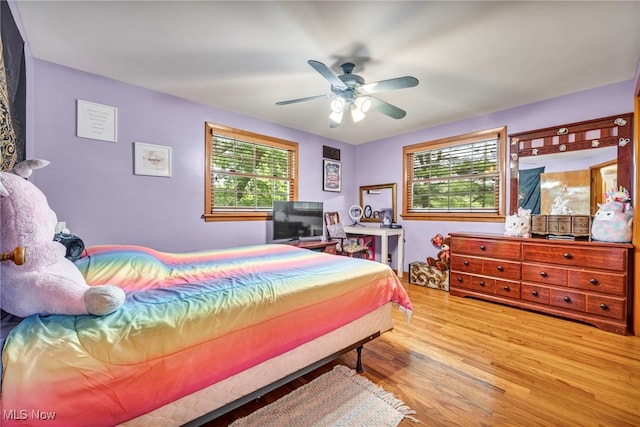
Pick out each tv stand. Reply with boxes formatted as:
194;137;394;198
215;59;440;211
287;240;338;255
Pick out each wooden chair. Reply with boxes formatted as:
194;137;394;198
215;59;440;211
324;212;369;259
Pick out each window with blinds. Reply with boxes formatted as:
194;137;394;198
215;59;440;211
204;123;298;222
402;127;507;222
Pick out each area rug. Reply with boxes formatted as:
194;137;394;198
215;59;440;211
229;365;418;426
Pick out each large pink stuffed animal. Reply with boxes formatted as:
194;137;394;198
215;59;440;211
0;160;125;317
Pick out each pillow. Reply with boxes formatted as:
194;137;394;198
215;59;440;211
326;222;347;239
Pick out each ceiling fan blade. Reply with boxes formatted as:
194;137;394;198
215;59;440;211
370;97;407;119
359;76;419;94
308;60;348;90
275;93;332;105
329;120;341;128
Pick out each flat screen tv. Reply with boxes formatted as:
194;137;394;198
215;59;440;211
272;201;324;242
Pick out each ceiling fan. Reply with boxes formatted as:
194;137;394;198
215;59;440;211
276;60;419;127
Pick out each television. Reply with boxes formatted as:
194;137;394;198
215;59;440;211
272;201;324;242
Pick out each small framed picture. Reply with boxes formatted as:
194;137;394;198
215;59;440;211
380;208;393;228
134;142;172;177
323;159;341;192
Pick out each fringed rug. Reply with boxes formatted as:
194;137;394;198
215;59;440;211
229;365;417;427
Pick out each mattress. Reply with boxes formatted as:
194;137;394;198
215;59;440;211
123;303;394;426
0;244;412;426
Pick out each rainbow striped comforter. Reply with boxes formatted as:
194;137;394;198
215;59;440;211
1;244;412;426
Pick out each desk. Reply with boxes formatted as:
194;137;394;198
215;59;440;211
343;225;405;277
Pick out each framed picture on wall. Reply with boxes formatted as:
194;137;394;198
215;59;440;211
323;159;341;192
133;142;172;177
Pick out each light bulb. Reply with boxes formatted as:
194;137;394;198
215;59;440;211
329;110;344;124
330;98;345;113
355;97;372;113
351;107;366;123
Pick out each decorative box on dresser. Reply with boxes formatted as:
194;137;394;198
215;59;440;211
450;232;633;335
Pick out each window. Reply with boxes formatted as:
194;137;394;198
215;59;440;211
402;127;506;222
204;123;298;222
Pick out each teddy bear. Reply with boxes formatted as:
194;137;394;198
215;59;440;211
426;233;450;272
591;201;633;243
0;159;125;317
504;207;532;238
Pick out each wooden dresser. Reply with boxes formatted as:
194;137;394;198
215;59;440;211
450;233;633;334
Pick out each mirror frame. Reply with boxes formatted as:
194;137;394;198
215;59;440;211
359;183;397;223
509;113;633;215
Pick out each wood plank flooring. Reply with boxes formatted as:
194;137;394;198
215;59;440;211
209;278;640;426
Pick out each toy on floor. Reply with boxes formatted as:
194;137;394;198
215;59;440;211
426;233;450;272
0;160;125;317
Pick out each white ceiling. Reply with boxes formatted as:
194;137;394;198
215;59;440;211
14;1;640;145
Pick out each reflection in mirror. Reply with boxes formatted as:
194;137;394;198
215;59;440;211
359;183;397;223
518;146;617;215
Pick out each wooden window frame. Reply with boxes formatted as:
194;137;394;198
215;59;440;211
402;126;507;223
203;123;299;222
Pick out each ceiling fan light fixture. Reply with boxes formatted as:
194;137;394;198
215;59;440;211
330;97;345;113
329;110;344;124
355;96;372;113
351;105;366;123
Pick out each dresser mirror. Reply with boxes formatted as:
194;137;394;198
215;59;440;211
359;183;397;223
509;113;633;216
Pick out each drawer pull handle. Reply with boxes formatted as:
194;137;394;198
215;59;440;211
532;290;539;297
600;303;609;311
563;253;572;259
589;278;598;285
479;281;485;287
479;245;486;251
457;277;463;282
503;285;510;291
464;261;469;266
497;265;504;272
540;271;548;277
563;296;571;303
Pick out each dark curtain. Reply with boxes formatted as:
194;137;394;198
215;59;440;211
519;166;545;214
0;0;26;171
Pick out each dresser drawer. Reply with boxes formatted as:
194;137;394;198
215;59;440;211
450;256;482;274
550;289;586;312
451;237;521;261
521;283;550;304
469;276;494;294
586;294;626;320
522;263;566;286
522;243;626;271
495;280;520;299
451;273;471;289
567;270;626;296
483;259;521;280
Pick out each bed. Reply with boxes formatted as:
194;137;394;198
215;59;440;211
0;243;412;426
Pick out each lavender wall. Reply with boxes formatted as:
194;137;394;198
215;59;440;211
354;80;635;268
31;60;355;252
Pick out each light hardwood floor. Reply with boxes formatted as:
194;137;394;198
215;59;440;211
211;278;640;426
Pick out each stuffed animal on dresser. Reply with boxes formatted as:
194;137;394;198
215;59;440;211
591;201;633;243
504;207;532;238
0;160;125;317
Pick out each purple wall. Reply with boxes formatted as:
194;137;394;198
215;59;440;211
31;60;355;252
354;80;635;267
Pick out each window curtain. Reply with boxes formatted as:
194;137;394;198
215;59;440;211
0;0;26;171
519;166;545;214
